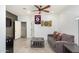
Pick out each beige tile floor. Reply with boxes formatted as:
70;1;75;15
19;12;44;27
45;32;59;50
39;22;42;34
14;38;55;53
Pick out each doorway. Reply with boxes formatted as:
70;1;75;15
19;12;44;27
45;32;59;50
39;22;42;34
21;22;27;38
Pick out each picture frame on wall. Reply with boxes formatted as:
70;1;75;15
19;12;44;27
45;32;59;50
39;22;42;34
41;21;52;27
35;15;41;24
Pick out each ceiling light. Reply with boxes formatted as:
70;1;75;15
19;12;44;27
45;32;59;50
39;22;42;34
23;8;26;10
27;10;31;14
51;11;54;13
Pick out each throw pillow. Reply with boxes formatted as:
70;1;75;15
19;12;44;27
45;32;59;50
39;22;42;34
56;33;63;41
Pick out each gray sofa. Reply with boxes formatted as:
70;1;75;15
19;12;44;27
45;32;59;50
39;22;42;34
48;33;74;53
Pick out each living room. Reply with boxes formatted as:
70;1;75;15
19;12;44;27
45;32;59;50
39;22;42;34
0;5;79;53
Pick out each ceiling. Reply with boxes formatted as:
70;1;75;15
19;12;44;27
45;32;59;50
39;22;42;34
6;5;68;16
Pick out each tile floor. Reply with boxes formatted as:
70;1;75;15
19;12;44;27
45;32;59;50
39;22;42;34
14;38;55;53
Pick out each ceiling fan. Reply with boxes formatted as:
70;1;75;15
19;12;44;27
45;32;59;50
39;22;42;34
33;5;50;14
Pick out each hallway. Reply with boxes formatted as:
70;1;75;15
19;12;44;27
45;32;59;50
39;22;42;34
14;38;55;53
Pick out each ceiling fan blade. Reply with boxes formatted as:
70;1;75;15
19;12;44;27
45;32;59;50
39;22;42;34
33;10;39;11
34;5;40;9
43;10;49;13
41;5;50;10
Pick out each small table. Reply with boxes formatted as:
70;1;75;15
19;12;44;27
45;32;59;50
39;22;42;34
63;43;79;53
31;37;44;48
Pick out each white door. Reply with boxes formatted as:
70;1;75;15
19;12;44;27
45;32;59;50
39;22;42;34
15;21;21;39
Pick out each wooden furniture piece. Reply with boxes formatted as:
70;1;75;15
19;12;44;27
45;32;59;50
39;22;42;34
63;43;79;53
31;37;44;48
6;36;13;53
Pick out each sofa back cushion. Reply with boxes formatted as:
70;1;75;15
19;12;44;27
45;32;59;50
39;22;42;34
61;34;74;43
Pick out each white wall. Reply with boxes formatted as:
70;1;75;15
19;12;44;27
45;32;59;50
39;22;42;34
15;21;21;39
58;6;79;45
34;14;59;40
18;16;32;38
18;14;59;40
0;5;6;53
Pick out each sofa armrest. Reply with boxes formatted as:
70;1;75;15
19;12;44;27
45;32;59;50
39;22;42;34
48;34;54;42
54;41;67;53
48;34;53;37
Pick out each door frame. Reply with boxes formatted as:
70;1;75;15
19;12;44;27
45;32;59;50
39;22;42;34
21;22;27;38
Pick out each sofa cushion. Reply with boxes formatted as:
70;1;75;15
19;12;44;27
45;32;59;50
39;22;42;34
56;41;67;43
61;34;74;43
